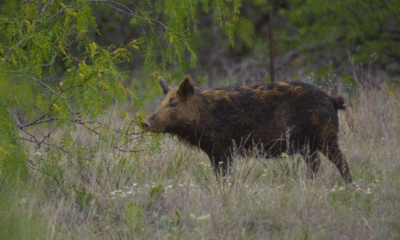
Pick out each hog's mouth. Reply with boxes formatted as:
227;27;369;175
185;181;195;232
141;120;162;133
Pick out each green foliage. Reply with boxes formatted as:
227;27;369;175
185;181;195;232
149;184;165;201
126;0;242;71
273;155;302;179
0;0;213;189
124;202;148;232
165;153;185;179
158;215;175;231
75;189;100;212
0;0;243;154
0;122;28;183
280;0;400;64
0;185;48;240
0;0;243;130
0;63;28;183
147;133;163;155
0;0;135;135
341;73;358;98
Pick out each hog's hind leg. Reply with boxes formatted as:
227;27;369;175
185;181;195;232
320;141;353;184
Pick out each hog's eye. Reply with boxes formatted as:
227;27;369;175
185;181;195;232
167;97;178;107
169;102;178;107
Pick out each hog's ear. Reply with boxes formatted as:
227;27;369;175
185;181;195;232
158;77;171;95
177;75;194;99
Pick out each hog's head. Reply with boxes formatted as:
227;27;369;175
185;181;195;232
141;75;200;135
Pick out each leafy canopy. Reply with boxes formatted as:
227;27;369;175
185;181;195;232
280;0;400;64
0;0;243;182
0;0;242;127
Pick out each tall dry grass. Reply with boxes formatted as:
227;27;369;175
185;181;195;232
7;78;400;239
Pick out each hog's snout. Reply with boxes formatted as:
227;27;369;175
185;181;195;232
141;120;151;131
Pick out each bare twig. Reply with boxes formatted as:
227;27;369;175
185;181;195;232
35;0;43;19
26;162;64;190
19;113;143;155
13;7;39;19
13;111;22;127
41;54;57;67
38;126;56;148
18;127;41;148
39;0;52;18
5;36;26;62
21;137;66;153
21;117;61;128
104;2;133;16
27;75;58;96
61;73;92;93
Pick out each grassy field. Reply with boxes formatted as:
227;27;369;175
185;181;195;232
2;81;400;239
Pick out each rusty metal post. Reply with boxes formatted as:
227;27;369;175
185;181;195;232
269;8;275;82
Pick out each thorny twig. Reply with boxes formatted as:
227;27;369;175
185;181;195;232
21;136;67;153
14;74;143;153
26;162;65;192
18;112;143;153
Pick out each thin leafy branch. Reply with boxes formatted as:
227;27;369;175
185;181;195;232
0;0;242;195
26;161;65;191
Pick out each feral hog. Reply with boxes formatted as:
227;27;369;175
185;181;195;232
141;76;353;184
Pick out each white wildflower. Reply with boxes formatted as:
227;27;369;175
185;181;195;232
197;214;210;221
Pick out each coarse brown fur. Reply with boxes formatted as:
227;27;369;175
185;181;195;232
142;76;354;183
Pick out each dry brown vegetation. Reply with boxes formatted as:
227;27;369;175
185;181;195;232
5;77;400;239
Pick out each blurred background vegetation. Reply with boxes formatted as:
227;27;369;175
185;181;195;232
2;0;399;83
1;0;400;238
89;0;400;79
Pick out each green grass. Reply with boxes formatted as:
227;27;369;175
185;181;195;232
0;183;48;240
2;82;400;239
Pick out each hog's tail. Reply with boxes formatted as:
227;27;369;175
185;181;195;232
333;96;357;133
332;96;346;111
